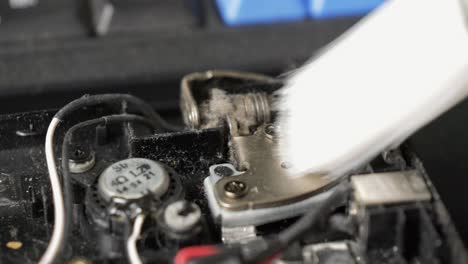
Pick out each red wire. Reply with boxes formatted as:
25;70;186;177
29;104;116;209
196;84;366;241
262;252;282;264
174;245;219;264
174;245;281;264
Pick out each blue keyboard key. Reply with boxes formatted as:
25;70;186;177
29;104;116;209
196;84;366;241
307;0;386;19
216;0;308;26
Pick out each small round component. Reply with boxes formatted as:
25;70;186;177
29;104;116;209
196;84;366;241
69;145;95;173
98;158;169;202
224;180;248;198
164;201;202;233
69;154;95;174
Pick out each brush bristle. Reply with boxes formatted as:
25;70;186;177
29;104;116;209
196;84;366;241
277;0;468;178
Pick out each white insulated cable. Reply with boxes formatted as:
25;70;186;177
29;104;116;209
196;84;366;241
127;214;146;264
40;117;65;264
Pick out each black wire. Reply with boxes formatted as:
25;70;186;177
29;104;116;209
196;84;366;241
244;184;351;263
53;94;349;263
54;94;182;132
60;114;160;259
50;94;179;261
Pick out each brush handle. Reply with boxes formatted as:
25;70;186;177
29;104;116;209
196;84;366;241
278;0;468;177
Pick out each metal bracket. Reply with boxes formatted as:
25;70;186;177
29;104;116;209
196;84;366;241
204;163;341;227
211;124;338;211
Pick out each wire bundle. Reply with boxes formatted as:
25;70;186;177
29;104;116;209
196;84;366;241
41;94;179;264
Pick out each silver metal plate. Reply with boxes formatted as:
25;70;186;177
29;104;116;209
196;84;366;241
204;163;341;227
351;170;431;206
221;226;257;244
212;125;337;210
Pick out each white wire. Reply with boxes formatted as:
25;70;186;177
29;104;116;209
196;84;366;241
40;117;65;264
127;214;146;264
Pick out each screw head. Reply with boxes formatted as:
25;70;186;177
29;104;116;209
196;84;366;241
224;180;248;198
69;145;92;163
68;145;96;174
214;165;234;177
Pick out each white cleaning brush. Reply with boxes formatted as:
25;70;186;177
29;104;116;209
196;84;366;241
278;0;468;178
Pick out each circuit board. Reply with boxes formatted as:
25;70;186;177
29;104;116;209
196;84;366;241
0;71;466;264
